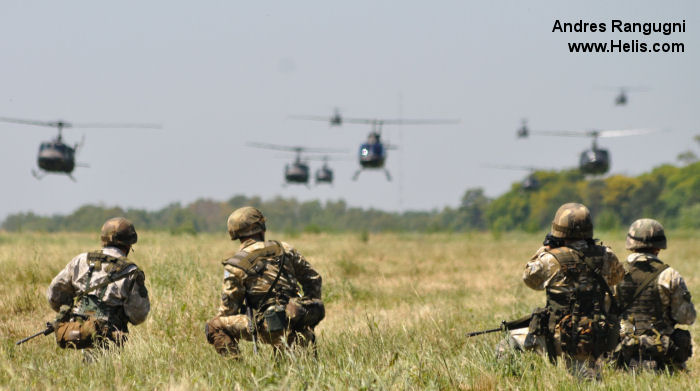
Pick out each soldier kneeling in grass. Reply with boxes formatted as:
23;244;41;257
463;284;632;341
46;217;150;351
205;207;325;358
614;218;696;372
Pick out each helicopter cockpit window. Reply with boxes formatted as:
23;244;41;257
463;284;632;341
360;144;371;156
39;142;52;151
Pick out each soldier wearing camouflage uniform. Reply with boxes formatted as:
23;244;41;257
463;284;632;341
509;203;624;378
205;207;325;357
615;218;696;371
47;217;150;350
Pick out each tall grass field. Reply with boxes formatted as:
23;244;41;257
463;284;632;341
1;230;698;390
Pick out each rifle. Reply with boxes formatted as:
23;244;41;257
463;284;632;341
15;305;88;346
466;314;533;337
16;322;55;345
244;295;259;354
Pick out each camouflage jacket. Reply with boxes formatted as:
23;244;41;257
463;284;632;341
217;239;322;317
523;240;624;293
619;252;696;335
47;247;150;325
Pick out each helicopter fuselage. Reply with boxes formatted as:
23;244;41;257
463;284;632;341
579;148;610;175
285;161;310;184
358;142;386;168
315;165;334;184
37;141;76;173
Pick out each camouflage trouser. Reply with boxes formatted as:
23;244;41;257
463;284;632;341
205;297;325;357
499;327;605;380
614;329;693;371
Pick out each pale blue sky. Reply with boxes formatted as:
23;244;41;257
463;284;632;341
0;1;697;219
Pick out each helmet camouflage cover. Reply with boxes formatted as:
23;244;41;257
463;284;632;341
550;202;593;240
100;217;138;247
626;218;667;251
227;207;266;240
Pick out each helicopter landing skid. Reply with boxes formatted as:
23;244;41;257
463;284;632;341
352;168;392;181
31;169;46;180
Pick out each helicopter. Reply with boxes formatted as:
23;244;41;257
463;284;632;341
291;111;459;181
308;155;352;185
247;142;346;186
0;116;161;180
484;164;544;191
516;123;656;175
599;86;649;106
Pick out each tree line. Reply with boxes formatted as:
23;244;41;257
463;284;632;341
3;161;698;234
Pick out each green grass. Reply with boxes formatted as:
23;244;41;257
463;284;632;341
0;230;698;390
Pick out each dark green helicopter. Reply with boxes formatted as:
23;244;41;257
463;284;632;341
483;164;545;191
290;109;459;181
516;120;656;175
0;116;161;180
247;142;346;186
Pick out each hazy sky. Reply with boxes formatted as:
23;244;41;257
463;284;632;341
1;1;697;220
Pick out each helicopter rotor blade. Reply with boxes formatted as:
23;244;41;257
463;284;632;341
482;163;540;172
596;128;659;138
288;115;334;122
341;118;460;126
247;142;346;154
70;123;162;129
377;118;460;125
0;116;58;128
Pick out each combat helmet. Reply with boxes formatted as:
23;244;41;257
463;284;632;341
100;217;138;247
550;202;593;240
227;207;266;240
626;218;667;251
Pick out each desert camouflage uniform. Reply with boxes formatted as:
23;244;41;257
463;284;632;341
507;242;624;352
503;203;624;379
47;246;150;347
206;238;324;356
615;218;696;370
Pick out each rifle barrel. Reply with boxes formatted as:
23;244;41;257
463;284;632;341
466;327;502;337
15;329;48;345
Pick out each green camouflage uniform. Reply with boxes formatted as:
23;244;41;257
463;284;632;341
206;238;324;356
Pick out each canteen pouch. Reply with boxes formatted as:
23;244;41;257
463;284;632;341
55;317;105;349
263;305;287;332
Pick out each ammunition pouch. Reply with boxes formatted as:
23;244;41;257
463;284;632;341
263;305;287;332
556;314;618;358
55;316;108;349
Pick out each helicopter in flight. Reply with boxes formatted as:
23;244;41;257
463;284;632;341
0;116;161;180
484;164;544;191
599;86;649;106
291;110;459;181
517;122;656;175
308;155;352;185
247;142;346;186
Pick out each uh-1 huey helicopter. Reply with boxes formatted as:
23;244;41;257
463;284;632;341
483;164;544;191
598;86;649;106
516;120;656;175
246;142;346;186
0;116;161;180
290;109;459;181
308;155;352;185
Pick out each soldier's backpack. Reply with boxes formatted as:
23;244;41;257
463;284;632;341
546;246;620;358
